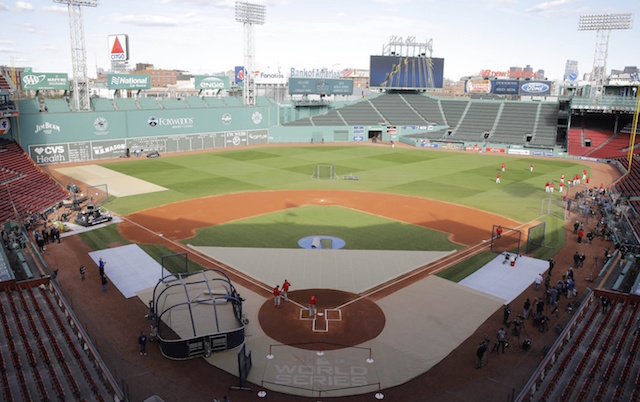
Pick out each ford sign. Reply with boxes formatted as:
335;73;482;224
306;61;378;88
521;82;550;94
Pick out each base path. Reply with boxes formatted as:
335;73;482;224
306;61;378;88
120;190;523;246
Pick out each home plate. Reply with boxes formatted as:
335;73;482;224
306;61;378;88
320;199;325;202
318;312;324;316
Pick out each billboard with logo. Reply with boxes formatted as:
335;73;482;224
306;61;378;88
108;34;129;61
235;66;245;84
493;80;520;95
518;81;552;96
195;76;230;90
254;69;287;85
21;72;69;90
289;78;354;95
370;55;444;89
464;79;492;94
108;74;151;90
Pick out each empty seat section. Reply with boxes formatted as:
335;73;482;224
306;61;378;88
492;102;538;144
339;100;384;125
453;102;500;142
400;93;446;124
185;96;207;108
17;99;41;113
203;97;225;107
369;93;427;126
90;98;115;111
158;98;188;109
440;99;469;127
137;97;161;110
114;98;138;110
43;99;71;113
530;103;558;147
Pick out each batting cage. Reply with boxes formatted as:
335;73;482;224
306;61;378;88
149;267;246;360
525;222;546;254
311;164;338;180
490;224;522;256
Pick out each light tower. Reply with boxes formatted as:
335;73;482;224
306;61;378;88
578;13;633;98
54;0;98;111
235;1;266;106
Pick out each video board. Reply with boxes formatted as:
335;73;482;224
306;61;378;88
288;78;354;95
370;56;444;89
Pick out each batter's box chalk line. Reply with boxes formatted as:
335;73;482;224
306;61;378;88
299;308;342;332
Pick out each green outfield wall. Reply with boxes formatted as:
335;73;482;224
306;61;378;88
12;105;272;164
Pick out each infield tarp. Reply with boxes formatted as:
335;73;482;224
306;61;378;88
458;254;548;304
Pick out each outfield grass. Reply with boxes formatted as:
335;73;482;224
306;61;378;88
88;145;582;278
102;146;589;223
183;205;463;251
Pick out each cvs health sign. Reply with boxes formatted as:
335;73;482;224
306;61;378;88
28;144;68;164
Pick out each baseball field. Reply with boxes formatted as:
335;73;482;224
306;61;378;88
84;145;580;259
43;143;620;401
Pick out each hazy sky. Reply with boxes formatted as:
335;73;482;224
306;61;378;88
0;0;638;81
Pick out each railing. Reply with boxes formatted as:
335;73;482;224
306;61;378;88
571;96;638;112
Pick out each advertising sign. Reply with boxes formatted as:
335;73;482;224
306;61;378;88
195;76;230;90
235;66;245;84
254;69;287;85
21;72;68;90
288;78;354;95
465;79;492;94
518;81;552;96
493;80;520;95
108;34;129;61
108;74;151;90
0;118;10;135
370;55;444;89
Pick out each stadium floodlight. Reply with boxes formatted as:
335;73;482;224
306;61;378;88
235;1;266;24
578;13;634;98
54;0;99;111
235;1;266;106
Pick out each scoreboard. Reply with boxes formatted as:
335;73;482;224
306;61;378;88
289;78;354;95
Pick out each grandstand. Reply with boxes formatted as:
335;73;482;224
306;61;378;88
113;98;138;111
137;97;161;110
0;140;68;225
159;98;188;109
0;282;117;400
42;99;71;113
90;98;115;111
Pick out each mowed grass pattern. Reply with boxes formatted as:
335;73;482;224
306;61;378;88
103;146;587;223
183;205;463;251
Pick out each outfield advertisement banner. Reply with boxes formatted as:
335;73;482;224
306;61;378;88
195;75;230;90
518;81;552;96
369;55;444;89
465;79;492;94
108;74;151;90
22;72;68;90
493;80;520;95
27;129;269;164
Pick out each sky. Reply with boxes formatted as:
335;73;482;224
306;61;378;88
0;0;638;81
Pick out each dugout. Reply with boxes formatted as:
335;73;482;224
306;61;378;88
149;269;246;360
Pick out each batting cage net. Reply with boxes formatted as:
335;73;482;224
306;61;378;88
526;222;546;254
312;164;338;180
490;225;522;256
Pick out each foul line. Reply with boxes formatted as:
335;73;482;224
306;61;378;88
120;216;275;295
336;212;557;310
